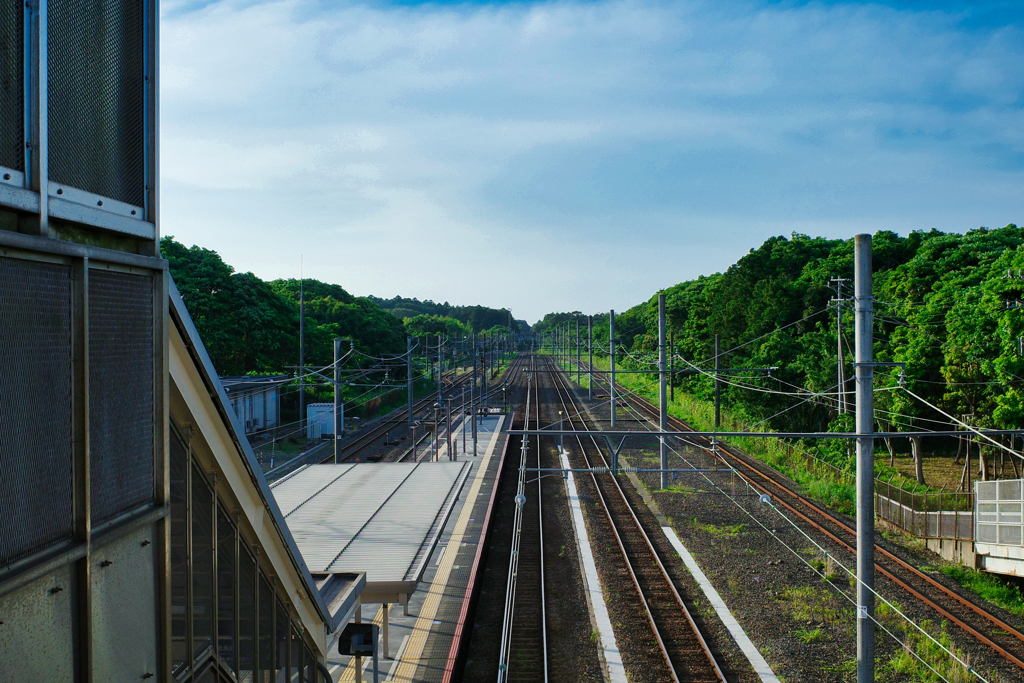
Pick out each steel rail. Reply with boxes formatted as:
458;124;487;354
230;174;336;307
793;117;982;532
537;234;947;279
582;362;1024;671
547;357;725;683
497;358;549;682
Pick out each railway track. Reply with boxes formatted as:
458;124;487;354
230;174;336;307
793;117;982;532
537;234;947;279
579;361;1024;672
498;355;548;681
543;356;725;683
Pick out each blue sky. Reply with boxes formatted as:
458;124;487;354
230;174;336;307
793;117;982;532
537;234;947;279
160;0;1024;322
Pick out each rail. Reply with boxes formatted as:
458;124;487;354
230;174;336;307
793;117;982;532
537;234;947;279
546;356;725;683
580;364;1024;672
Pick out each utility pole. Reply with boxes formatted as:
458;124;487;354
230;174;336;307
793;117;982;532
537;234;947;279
854;234;875;683
299;269;305;439
471;333;478;454
714;333;721;453
407;336;413;428
446;398;453;460
669;329;675;402
588;316;594;401
831;277;850;415
334;338;342;464
610;310;617;428
659;294;668;489
437;335;443;404
576;318;581;385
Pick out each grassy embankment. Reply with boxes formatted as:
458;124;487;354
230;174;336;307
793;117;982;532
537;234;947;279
563;355;1024;621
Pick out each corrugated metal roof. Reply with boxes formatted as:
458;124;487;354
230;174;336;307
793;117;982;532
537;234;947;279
270;462;469;583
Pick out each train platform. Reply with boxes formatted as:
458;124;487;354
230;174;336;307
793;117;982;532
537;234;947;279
319;413;508;682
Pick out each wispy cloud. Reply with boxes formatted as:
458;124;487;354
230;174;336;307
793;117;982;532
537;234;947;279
160;0;1024;321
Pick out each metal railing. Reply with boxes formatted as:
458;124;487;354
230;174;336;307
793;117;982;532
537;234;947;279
875;478;974;540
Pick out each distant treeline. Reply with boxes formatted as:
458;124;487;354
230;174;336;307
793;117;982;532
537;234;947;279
368;294;528;333
542;226;1024;478
162;237;516;376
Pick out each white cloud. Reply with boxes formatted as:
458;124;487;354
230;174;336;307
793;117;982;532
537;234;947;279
160;0;1024;322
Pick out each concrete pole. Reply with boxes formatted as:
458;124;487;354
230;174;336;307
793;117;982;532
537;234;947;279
658;294;668;490
334;338;342;464
588;316;594;401
576;318;581;385
447;398;453;460
855;233;875;683
407;336;413;428
299;279;305;439
437;335;443;404
462;385;467;453
837;280;845;415
714;333;721;454
610;310;616;428
472;333;478;455
670;329;675;403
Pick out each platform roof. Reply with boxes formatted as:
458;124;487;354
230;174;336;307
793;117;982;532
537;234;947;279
270;461;471;585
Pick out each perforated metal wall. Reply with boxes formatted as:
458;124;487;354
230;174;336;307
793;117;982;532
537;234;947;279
89;268;154;524
0;2;23;172
0;257;73;568
976;479;1024;548
238;544;256;683
47;0;145;206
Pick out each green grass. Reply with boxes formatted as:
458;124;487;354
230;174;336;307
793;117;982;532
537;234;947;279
587;355;859;514
940;565;1024;617
692;520;744;537
779;586;849;627
794;627;824;644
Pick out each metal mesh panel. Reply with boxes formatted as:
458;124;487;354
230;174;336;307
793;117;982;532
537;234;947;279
999;525;1022;546
0;2;23;171
999;480;1022;501
977;524;998;543
276;599;288;679
89;269;154;523
977;481;997;501
217;506;237;672
47;0;145;206
170;425;190;674
193;464;214;659
0;257;73;567
238;543;256;683
258;574;274;682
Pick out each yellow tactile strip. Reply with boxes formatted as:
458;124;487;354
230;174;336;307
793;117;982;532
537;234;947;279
390;417;504;683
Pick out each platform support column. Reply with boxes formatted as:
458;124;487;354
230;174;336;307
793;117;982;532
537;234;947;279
855;233;875;683
658;294;668;490
355;604;363;683
383;603;390;659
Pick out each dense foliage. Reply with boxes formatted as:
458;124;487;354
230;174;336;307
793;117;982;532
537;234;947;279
369;294;527;333
163;237;406;373
548;226;1024;481
404;314;472;338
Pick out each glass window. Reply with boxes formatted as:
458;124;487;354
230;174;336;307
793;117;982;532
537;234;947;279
259;573;275;683
170;427;190;673
217;506;237;672
290;622;302;682
304;647;315;683
239;543;256;683
192;464;214;659
276;599;289;682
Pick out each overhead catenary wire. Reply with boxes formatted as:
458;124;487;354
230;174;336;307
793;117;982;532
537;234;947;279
605;384;985;683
